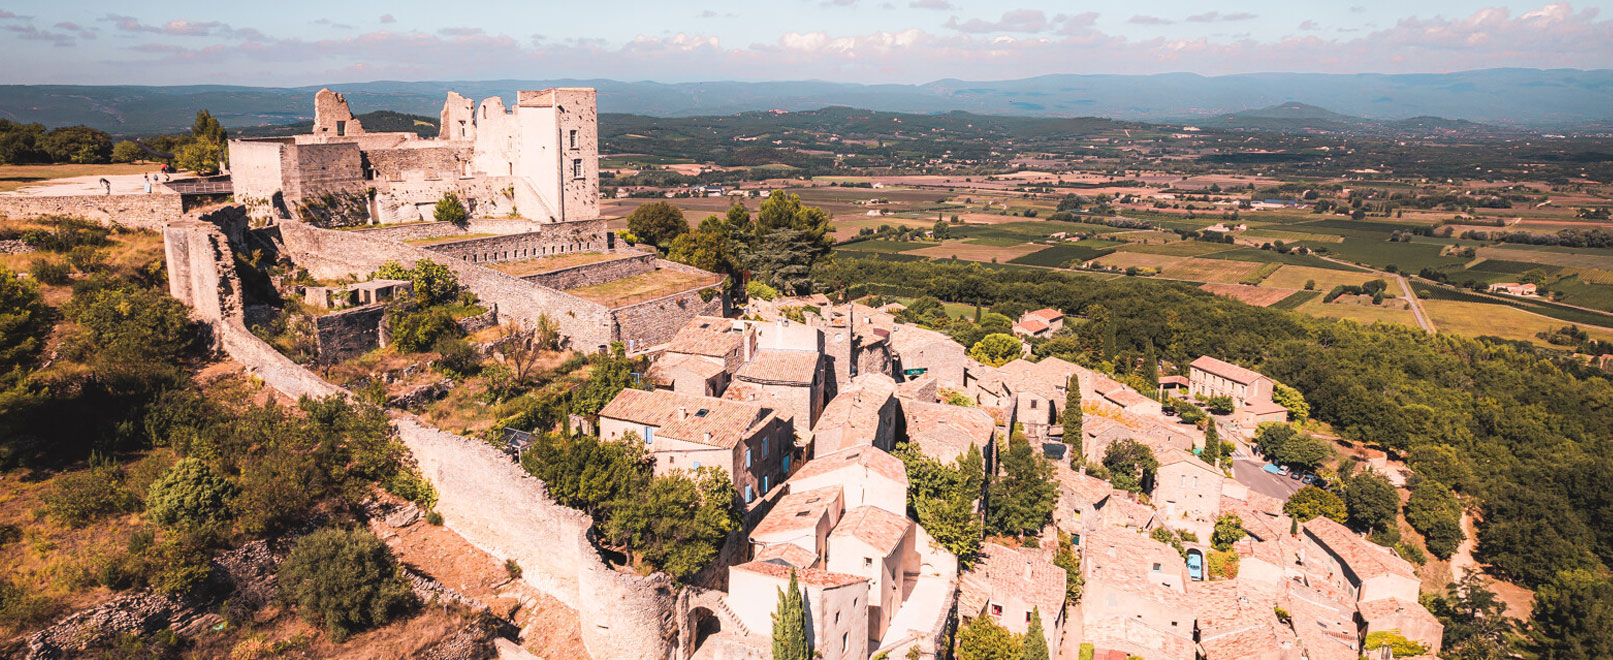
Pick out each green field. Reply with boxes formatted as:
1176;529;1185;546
1009;244;1116;267
963;236;1033;247
1270;290;1322;310
1317;240;1463;273
836;239;929;253
1119;241;1234;256
832;249;927;262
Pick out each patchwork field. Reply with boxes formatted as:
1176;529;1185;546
1240;228;1346;243
907;240;1044;262
1295;297;1421;328
1421;299;1613;346
1261;264;1380;290
1200;283;1299;307
1010;244;1113;267
1476;246;1613;270
1162;258;1263;283
1119;241;1238;257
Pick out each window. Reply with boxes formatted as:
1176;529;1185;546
763;438;769;458
1031;400;1038;409
763;476;770;492
1152;562;1162;572
989;604;1003;616
572;158;584;178
745;485;754;503
693;461;701;469
782;455;791;473
569;129;578;148
842;633;848;652
644;427;655;444
864;557;873;568
1026;612;1033;623
835;612;840;624
746;448;753;468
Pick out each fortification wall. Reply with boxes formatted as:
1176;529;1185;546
283;142;366;200
313;305;388;364
609;280;724;350
523;252;655;290
228;140;287;203
421;219;608;264
351;218;548;243
0;193;184;230
275;221;617;350
372;176;517;224
367;146;471;182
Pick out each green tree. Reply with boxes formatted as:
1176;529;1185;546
387;307;459;353
969;333;1022;367
0;267;51;383
67;286;195;383
1271;382;1308;421
1405;480;1464;559
433;191;469;225
145;457;237;527
38;125;111;164
957;616;1022;660
376;259;461;307
916;492;983;564
1022;608;1049;660
173;139;221;175
1344;471;1399;534
1424;571;1517;660
602;466;738;581
110;140;145;163
191;109;226;145
1284;485;1346;523
1062;375;1082;458
899;442;984;565
1211;513;1246;551
521;433;647;516
1407;444;1472;492
277;526;415;641
667;216;736;277
986;429;1057;536
1052;532;1083;606
42;458;139;527
1102;438;1157;494
626;201;689;247
772;570;810;660
572;344;645;417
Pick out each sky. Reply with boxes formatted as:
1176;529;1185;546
1;1;1610;86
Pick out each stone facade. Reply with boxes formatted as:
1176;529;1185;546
312;304;389;364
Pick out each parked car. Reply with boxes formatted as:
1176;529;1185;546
1301;474;1316;485
1312;478;1329;489
1278;465;1291;476
1289;470;1304;481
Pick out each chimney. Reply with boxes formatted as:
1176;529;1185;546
678;406;688;420
704;431;713;444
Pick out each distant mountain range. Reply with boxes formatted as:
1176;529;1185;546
1;68;1607;134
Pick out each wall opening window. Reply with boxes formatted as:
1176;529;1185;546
335;121;346;136
745;485;754;503
569;129;578;149
572;158;584;178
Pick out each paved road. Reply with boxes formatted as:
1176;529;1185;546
1232;455;1303;501
1394;274;1435;333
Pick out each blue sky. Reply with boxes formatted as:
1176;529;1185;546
2;1;1610;85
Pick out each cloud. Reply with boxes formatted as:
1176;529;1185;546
5;24;75;46
1186;11;1257;23
312;18;355;29
0;10;16;19
820;0;857;6
1128;15;1173;25
100;14;233;37
945;9;1051;33
1299;20;1319;31
438;27;486;37
909;0;955;9
379;14;396;24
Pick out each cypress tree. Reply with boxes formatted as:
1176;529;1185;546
772;570;810;660
1023;607;1050;660
1062;375;1082;459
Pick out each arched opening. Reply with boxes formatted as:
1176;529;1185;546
688;606;721;655
1186;548;1205;581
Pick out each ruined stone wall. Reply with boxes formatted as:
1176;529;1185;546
421;219;608;264
371;176;518;225
609;283;724;351
455;306;499;335
522;252;655;290
283;142;366;201
367;146;472;182
350;218;545;243
0;193;184;230
313;304;388;364
228;140;288;204
275;221;617;350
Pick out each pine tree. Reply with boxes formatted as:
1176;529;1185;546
1022;608;1050;660
1062;375;1082;458
772;570;810;660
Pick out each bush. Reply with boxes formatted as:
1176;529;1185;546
383;467;438;510
28;259;70;285
1208;550;1240;579
145;458;237;527
425;511;443;526
0;578;54;629
745;280;780;301
389;307;459;353
432;336;480;378
278;527;415;641
66;246;105;273
433;191;468;225
42;459;140;527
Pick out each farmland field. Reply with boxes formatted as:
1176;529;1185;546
1320;240;1462;272
1475;246;1613;270
1094;251;1186;270
1240;228;1346;243
1199;283;1298;307
1295;297;1420;328
1270;290;1322;310
1009;245;1114;267
1118;241;1235;256
1261;264;1380;290
1160;258;1263;284
1421;299;1613;346
907;240;1044;262
836;239;928;253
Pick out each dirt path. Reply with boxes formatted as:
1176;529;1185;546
1449;511;1480;582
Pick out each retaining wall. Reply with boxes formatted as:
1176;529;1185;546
421;220;608;265
523;252;655;290
313;305;388;364
351;218;557;243
0;192;184;230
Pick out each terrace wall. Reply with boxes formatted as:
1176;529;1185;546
523;252;656;290
0;192;184;230
421;219;608;265
350;218;551;242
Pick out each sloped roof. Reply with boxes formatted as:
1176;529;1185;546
958;542;1066;619
732;559;867;589
752;486;843;540
1014;318;1050;334
792;445;908;487
1303;517;1417;580
755;542;820;569
646;353;725;386
1026;308;1064;322
829;506;911;555
736;349;820;386
665;315;745;358
1190;356;1269;386
599;388;774;448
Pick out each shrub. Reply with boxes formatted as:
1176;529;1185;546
0;578;54;629
146;528;217;596
432;336;480;378
389;307;459;353
383;467;438;510
28;259;70;285
504;559;522;579
42;459;140;527
146;458;237;527
1208;550;1240;579
425;511;443;526
278;527;415;641
1364;630;1428;657
1396;542;1427;565
433;191;468;226
65;246;106;273
745;280;780;301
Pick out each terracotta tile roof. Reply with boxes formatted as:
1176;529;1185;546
665;315;745;358
1281;580;1360;660
811;374;896;445
598;388;775;448
903;400;995;461
752;486;843;539
1014;318;1049;334
754;542;820;569
1190;581;1298;660
1158;447;1222;475
1093;375;1126;395
792;446;908;487
1243;397;1289;415
731;559;868;589
1097;495;1157;530
1190;356;1268;386
1158;375;1189;387
829;505;911;554
1358;596;1440;627
1104;389;1155;409
646;353;724;386
1083;526;1187;590
1302;517;1417;580
889;323;957;353
1026;308;1064;322
1057;471;1114;507
736;349;820;385
958;542;1066;619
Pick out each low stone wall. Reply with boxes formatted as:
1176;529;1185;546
456;306;499;335
313;304;388;364
0;192;185;230
373;177;520;225
352;218;555;243
523;252;655;290
422;221;608;265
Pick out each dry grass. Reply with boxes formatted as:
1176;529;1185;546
1199;283;1298;307
403;233;497;246
1477;246;1613;270
1421;299;1613;345
489;251;618;276
564;269;719;307
1295;297;1421;328
1260;264;1379;291
1160;258;1261;284
0;163;153;193
903;240;1041;263
1094;251;1187;270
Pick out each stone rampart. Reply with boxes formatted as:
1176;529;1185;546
456;306;499;335
275;220;617;350
609;279;724;350
351;218;552;242
372;176;519;224
313;304;388;364
523;252;655;290
367;145;472;182
421;220;608;265
0;193;184;230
